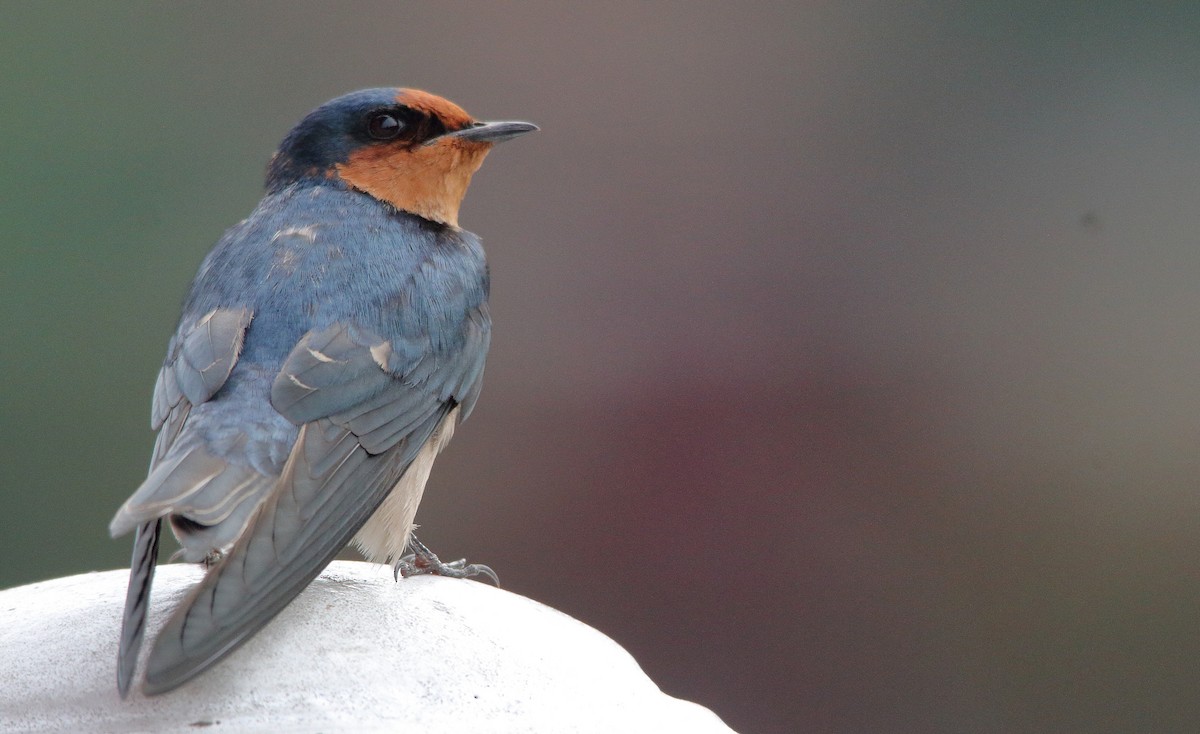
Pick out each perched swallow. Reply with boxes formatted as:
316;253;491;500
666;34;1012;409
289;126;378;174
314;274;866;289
108;88;536;697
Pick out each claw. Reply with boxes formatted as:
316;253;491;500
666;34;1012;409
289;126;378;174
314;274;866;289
392;534;499;586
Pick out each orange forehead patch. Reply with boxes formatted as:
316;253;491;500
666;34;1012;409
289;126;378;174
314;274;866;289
395;88;474;129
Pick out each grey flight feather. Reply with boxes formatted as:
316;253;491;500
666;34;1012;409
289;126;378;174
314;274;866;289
172;307;254;410
152;307;253;431
142;322;462;694
142;411;449;694
113;308;254;695
111;307;255;538
271;321;487;453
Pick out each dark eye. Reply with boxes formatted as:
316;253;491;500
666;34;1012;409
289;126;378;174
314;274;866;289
367;113;403;140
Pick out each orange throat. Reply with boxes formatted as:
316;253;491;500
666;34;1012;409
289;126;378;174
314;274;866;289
336;139;491;228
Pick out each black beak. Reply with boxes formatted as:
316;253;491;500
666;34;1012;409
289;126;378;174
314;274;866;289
441;120;539;145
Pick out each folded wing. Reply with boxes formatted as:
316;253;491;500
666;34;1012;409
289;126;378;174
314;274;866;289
141;319;486;694
111;306;254;698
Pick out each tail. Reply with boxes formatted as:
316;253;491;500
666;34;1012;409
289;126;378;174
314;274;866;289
117;519;161;698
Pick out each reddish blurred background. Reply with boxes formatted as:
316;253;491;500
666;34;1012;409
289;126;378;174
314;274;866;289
3;3;1199;732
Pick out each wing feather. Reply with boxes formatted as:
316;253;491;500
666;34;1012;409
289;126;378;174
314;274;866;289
151;307;252;431
112;307;258;537
174;307;254;407
143;411;449;694
142;319;481;694
113;307;253;694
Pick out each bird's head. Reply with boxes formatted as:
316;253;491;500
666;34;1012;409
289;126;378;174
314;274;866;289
266;88;537;227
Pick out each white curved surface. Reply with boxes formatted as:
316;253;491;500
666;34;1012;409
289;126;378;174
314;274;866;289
0;561;733;733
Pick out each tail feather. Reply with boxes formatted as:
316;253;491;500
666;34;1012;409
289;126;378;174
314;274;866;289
117;519;161;699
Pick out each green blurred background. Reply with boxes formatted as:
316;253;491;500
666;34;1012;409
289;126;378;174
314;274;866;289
3;3;1200;732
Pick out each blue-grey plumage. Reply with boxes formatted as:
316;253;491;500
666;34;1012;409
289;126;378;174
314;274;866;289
108;87;535;697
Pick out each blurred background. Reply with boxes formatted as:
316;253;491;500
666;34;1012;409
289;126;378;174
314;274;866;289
2;3;1199;732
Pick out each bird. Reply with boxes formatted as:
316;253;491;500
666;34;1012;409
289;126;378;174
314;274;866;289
107;87;537;698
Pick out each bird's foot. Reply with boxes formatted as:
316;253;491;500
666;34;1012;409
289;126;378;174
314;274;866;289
166;547;225;567
393;535;499;586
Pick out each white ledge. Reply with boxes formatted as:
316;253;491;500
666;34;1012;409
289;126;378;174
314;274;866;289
0;561;733;733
